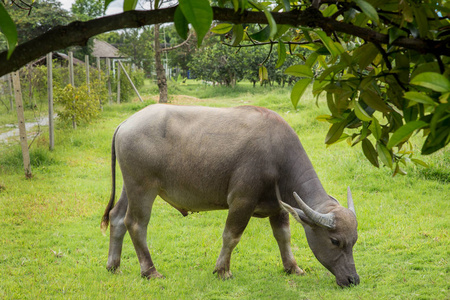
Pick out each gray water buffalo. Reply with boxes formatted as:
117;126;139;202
101;104;359;287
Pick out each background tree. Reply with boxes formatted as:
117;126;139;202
0;0;72;50
114;28;155;76
71;0;104;21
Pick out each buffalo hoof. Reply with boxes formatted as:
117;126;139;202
141;266;164;279
213;269;233;280
107;265;121;274
286;266;305;276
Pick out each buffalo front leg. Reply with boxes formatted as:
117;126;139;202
124;186;163;279
269;211;305;275
107;187;128;272
214;198;255;279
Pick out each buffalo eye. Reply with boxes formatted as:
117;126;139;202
330;238;340;246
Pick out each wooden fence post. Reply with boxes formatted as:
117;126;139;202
97;56;102;110
85;55;90;94
68;51;76;129
47;53;54;151
117;60;121;104
8;73;13;111
12;71;32;178
106;58;112;104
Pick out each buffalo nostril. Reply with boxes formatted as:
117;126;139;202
348;275;360;286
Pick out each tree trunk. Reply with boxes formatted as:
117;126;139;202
154;24;168;103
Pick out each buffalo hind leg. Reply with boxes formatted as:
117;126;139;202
269;211;305;275
124;186;163;279
107;187;128;272
214;198;255;279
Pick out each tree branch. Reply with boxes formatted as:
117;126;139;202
222;39;322;48
0;6;448;77
161;32;193;52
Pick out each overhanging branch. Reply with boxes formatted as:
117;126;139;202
0;5;448;77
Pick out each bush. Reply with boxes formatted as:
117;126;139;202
114;67;145;102
54;82;104;126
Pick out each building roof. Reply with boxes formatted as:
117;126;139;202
32;52;84;66
92;39;124;58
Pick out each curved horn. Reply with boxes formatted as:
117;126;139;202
293;192;336;229
347;186;356;216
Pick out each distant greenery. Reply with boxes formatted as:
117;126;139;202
1;82;447;299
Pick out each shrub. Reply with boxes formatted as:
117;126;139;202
55;82;104;126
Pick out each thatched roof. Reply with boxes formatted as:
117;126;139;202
32;52;84;66
92;39;124;58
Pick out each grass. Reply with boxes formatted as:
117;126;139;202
0;80;449;299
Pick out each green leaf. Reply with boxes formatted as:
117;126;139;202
250;25;272;42
316;114;333;122
174;6;189;40
0;3;18;59
353;0;379;25
123;0;138;11
281;0;290;11
387;120;428;149
232;0;239;12
368;117;382;140
179;0;213;46
248;1;277;39
362;138;379;168
305;52;319;68
276;41;286;69
410;72;450;93
104;0;115;12
393;163;407;176
259;66;268;83
291;78;312;109
273;24;291;40
403;91;437;106
412;5;428;38
316;30;343;58
376;142;393;169
325;121;346;145
354;99;373;122
430;103;450;137
231;24;244;46
388;27;407;44
360;89;390;113
353;43;379;70
284;65;313;78
322;4;338;17
411;158;429;168
421;126;450;155
211;23;233;34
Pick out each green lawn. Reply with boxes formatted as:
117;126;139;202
0;81;448;299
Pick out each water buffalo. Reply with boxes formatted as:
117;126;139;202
101;104;359;287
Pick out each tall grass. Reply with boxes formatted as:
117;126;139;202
0;81;448;299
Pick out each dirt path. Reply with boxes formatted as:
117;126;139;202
0;116;52;142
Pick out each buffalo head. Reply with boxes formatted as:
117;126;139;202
280;187;359;287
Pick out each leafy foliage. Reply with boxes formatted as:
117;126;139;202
189;37;301;87
54;82;104;125
179;0;450;174
0;0;72;48
0;2;17;58
71;0;105;21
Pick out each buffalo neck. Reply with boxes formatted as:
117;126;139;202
283;153;336;213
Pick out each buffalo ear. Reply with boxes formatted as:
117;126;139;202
279;201;315;227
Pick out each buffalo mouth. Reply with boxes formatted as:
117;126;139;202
337;274;360;287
